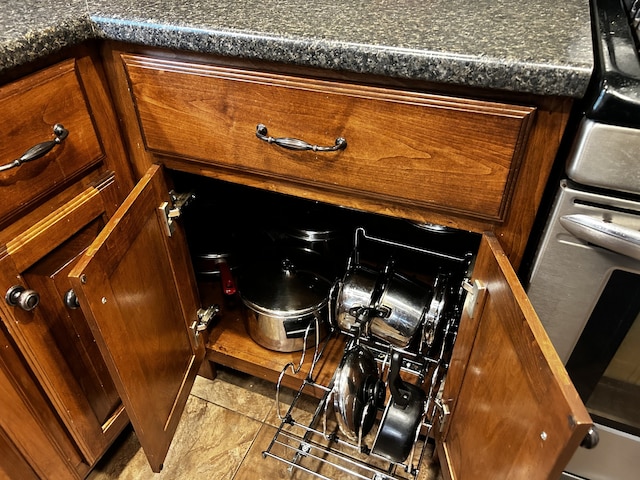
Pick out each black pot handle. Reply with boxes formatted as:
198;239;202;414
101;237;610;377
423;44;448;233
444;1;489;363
388;351;412;408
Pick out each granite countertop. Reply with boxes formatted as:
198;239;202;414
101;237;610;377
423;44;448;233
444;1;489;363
0;0;594;97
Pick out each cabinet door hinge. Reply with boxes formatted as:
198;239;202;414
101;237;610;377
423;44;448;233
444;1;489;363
462;279;486;319
436;399;451;436
190;305;220;343
159;190;195;237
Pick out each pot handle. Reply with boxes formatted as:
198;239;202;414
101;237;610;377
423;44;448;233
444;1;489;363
218;260;237;296
388;351;412;408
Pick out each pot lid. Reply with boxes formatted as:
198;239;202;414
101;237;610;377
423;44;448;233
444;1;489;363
333;344;384;441
240;258;330;316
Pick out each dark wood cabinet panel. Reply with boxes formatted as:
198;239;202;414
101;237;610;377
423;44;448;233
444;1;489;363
121;55;535;223
437;235;591;479
0;323;87;479
69;164;204;473
0;175;129;467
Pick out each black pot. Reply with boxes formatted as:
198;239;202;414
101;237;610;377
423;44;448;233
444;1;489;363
372;351;426;463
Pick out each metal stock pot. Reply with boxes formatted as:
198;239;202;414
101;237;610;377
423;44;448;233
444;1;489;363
240;258;330;352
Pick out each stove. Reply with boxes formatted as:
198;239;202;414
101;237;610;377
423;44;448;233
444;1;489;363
566;0;640;196
526;1;640;479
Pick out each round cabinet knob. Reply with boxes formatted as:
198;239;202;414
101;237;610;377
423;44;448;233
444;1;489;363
64;289;80;309
580;426;600;449
5;285;40;311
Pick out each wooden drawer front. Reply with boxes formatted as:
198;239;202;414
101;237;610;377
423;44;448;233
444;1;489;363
0;59;104;226
123;55;535;220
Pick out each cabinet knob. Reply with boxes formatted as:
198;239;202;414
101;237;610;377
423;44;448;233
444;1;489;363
64;289;80;309
580;426;599;449
5;285;40;311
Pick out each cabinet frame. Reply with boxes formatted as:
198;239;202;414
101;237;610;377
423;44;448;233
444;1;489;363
68;164;591;478
101;42;573;269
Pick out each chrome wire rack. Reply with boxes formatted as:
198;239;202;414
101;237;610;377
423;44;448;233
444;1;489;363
263;312;455;480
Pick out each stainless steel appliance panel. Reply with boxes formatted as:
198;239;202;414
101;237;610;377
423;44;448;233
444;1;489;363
528;180;640;362
566;119;640;196
528;180;640;480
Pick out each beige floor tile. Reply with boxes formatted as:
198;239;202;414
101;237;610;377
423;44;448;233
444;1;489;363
88;395;262;480
191;366;276;423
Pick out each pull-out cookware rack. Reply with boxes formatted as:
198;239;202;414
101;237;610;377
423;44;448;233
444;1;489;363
263;228;471;480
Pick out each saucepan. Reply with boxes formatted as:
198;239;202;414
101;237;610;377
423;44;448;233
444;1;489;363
333;263;381;334
372;351;427;463
369;266;432;348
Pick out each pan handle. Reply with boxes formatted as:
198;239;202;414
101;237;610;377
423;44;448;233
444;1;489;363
388;351;412;408
218;261;237;295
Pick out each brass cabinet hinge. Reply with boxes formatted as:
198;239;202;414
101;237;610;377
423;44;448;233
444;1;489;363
159;190;195;237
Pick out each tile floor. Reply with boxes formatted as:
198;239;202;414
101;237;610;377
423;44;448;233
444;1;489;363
87;366;442;480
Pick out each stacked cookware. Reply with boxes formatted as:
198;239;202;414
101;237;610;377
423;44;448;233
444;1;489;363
328;228;455;466
264;227;468;479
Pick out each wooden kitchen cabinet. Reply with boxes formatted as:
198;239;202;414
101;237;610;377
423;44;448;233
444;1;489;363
58;44;593;478
0;322;86;479
68;163;591;478
0;51;134;478
105;46;573;269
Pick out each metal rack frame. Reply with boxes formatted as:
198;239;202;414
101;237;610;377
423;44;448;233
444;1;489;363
262;228;470;480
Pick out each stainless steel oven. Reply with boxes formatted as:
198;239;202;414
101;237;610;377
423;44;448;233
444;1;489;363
528;180;640;480
527;1;640;478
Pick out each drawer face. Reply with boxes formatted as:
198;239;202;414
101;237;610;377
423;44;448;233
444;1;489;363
123;55;535;220
0;60;104;225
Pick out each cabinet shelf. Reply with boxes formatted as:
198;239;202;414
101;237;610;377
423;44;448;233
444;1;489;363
202;287;346;397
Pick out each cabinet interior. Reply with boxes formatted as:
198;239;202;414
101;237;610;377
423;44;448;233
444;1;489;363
170;169;482;479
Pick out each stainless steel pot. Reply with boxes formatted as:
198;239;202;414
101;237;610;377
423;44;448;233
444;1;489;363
370;271;431;348
422;273;448;354
334;265;380;333
240;258;330;352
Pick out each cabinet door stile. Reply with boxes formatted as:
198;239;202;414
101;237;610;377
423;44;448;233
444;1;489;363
438;234;591;479
69;164;204;473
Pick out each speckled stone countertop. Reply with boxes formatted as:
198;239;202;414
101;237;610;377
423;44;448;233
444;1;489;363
0;0;594;97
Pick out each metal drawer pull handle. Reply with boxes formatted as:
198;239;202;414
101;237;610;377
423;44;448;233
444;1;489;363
0;124;69;173
256;124;347;152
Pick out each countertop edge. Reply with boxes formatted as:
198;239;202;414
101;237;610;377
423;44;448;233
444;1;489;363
92;17;594;98
0;7;594;99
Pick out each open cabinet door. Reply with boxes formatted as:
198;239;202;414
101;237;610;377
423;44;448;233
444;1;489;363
69;164;204;473
437;234;591;480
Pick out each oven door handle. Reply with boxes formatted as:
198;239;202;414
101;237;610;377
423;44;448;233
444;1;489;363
560;214;640;261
